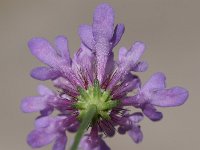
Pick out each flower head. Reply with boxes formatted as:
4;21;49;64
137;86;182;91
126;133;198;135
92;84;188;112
21;3;189;150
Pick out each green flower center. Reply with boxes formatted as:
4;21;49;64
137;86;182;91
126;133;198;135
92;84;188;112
73;79;120;123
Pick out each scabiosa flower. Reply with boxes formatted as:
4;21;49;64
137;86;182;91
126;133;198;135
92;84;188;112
20;3;189;150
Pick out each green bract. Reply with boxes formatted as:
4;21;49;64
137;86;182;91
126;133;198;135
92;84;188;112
74;79;120;123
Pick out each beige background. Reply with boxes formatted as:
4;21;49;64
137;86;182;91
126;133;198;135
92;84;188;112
0;0;199;150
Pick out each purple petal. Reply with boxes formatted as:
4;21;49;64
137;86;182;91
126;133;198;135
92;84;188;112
79;136;110;150
28;38;64;69
126;42;145;68
79;136;92;150
122;75;140;92
27;129;56;148
29;38;80;86
78;25;94;49
128;112;144;123
104;52;115;76
121;96;139;106
53;77;78;96
31;67;60;81
55;35;71;65
37;84;55;96
92;3;114;40
95;47;111;83
21;96;47;113
53;133;67;150
132;61;148;72
92;4;115;83
112;74;140;98
97;138;110;150
128;125;143;144
72;44;95;85
151;87;189;107
142;72;166;95
118;47;128;62
99;120;115;137
111;24;125;47
108;42;145;89
118;126;127;134
67;121;79;133
142;104;163;121
35;116;51;128
73;44;95;71
40;107;54;116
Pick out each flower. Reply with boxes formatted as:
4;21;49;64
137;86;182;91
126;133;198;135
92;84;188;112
21;3;189;150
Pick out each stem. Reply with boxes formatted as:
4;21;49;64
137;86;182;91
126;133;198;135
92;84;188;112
70;105;97;150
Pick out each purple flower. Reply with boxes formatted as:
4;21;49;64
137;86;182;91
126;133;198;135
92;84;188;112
21;3;189;150
122;72;189;121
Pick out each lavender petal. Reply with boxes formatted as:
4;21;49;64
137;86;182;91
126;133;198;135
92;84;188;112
142;104;163;121
151;87;189;107
142;72;166;95
27;129;56;148
111;24;125;47
78;25;94;50
30;67;60;81
128;125;143;144
37;84;55;96
28;38;64;69
53;133;67;150
55;35;71;65
132;61;148;72
21;96;47;113
92;3;114;40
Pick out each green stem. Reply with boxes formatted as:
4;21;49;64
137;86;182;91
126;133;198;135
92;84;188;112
70;104;97;150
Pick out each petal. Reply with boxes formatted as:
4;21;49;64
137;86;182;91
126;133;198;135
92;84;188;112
92;4;115;83
142;104;163;121
96;138;110;150
122;74;140;92
108;42;145;89
79;136;92;150
28;38;64;69
99;120;115;137
104;51;115;76
21;96;47;113
112;74;140;98
110;24;125;47
128;112;144;123
118;47;127;62
67;121;79;133
79;136;110;150
72;44;95;85
37;84;55;96
78;25;94;49
73;44;95;71
40;107;54;116
55;36;71;65
53;133;67;150
95;46;111;83
142;72;166;95
53;77;78;96
35;116;51;128
27;129;56;148
30;67;60;81
92;3;114;40
132;61;148;72
128;125;143;144
118;126;127;134
121;95;139;106
151;87;189;107
126;42;145;68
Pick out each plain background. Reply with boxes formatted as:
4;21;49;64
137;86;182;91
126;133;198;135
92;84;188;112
0;0;199;150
